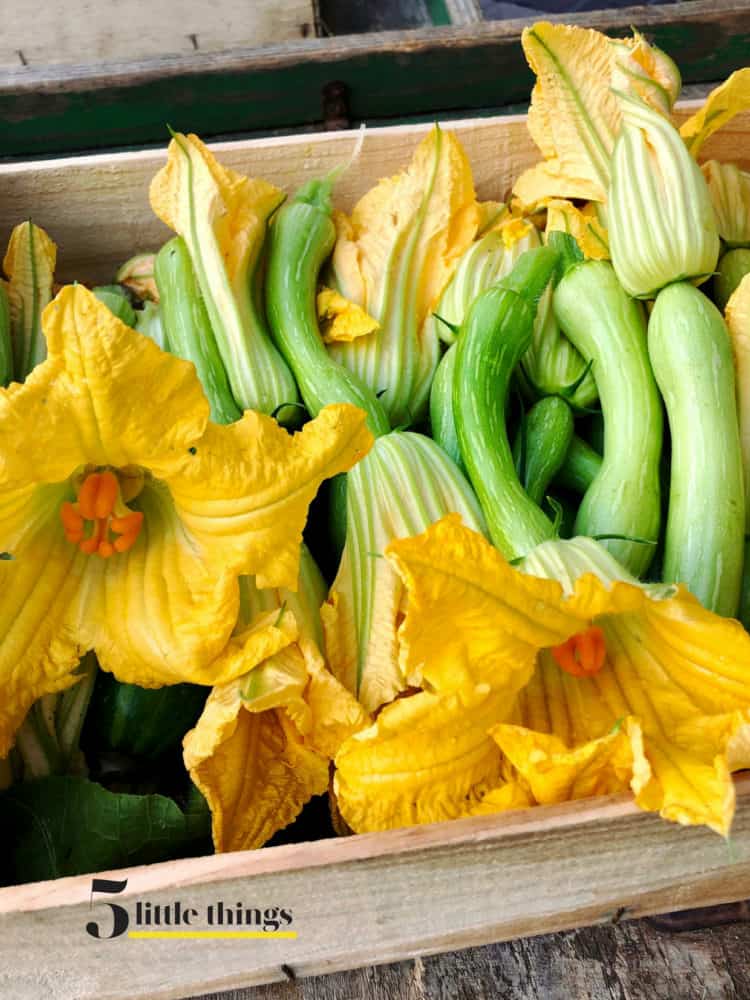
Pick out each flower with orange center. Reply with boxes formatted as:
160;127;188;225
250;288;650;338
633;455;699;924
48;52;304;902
334;515;750;836
0;284;373;757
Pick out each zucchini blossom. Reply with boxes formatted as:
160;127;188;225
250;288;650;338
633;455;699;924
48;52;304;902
150;132;298;415
703;161;750;248
327;125;481;427
3;221;56;378
335;516;750;836
0;285;372;758
184;547;368;851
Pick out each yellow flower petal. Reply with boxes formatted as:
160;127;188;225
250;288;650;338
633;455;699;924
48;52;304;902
0;485;85;756
317;286;379;345
702;161;750;247
513;23;620;209
167;402;373;590
3;221;57;375
329;125;480;425
185;620;367;851
545;199;610;260
150;132;283;290
385;514;585;695
476;200;509;236
83;496;301;685
680;69;750;158
150;131;296;413
513;24;679;213
186;689;329;852
334;684;507;833
491;716;639;805
115;253;159;303
0;285;209;488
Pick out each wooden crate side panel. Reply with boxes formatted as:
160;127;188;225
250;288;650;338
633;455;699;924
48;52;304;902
0;786;749;1000
1;0;315;70
1;0;749;157
1;103;749;285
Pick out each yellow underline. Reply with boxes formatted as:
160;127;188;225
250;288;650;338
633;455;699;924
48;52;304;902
128;930;297;940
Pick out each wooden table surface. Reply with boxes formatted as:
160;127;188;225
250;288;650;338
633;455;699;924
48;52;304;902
190;910;750;1000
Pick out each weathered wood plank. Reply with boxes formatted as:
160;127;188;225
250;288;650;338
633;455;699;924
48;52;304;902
2;100;745;288
1;0;748;157
1;0;315;70
188;919;750;1000
1;780;750;999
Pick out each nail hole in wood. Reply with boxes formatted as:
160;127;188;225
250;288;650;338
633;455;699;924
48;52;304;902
17;50;28;66
280;964;296;981
187;33;199;50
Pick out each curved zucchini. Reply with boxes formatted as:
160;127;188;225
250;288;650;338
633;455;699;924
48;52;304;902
516;396;574;506
714;248;750;312
454;247;559;558
265;178;389;438
554;435;603;495
553;260;662;576
429;343;462;469
648;282;744;615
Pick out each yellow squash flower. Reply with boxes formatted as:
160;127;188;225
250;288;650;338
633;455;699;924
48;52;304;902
702;161;750;247
184;553;368;851
513;23;679;212
150;132;297;415
0;284;372;757
335;516;750;836
327;124;480;426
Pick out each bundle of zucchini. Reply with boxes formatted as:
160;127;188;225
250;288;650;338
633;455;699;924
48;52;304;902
2;21;750;883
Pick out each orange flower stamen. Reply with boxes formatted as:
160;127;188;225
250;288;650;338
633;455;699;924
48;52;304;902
551;625;607;678
61;471;144;559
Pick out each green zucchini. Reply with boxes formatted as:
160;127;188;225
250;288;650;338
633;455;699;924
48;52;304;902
553;258;662;576
713;248;750;312
265;177;389;438
515;396;574;506
453;247;560;558
92;286;138;328
648;282;745;615
429;343;462;469
554;435;603;495
154;237;242;425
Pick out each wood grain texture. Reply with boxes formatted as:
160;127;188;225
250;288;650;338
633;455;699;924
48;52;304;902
2;0;749;156
2;100;747;287
187;919;750;1000
1;779;750;999
1;0;315;69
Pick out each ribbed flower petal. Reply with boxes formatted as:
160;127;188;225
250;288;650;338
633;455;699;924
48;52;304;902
0;285;209;488
185;628;368;851
321;435;486;712
0;485;86;756
167;403;372;590
334;684;507;833
680;69;750;157
150;131;296;414
316;287;379;344
3;221;57;376
328;125;480;425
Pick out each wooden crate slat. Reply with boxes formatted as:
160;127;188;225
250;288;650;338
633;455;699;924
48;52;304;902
1;0;748;157
1;780;750;999
1;100;747;287
1;0;315;70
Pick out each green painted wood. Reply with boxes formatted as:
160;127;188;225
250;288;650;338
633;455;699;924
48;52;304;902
1;0;748;158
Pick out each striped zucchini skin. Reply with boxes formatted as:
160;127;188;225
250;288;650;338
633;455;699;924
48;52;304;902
453;247;560;559
429;343;463;470
649;282;745;616
0;284;13;386
554;260;662;577
518;396;574;506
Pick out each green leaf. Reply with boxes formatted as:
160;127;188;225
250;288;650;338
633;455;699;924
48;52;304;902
0;776;210;886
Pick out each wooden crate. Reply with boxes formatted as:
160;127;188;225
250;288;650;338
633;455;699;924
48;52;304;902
1;0;749;158
0;100;750;999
